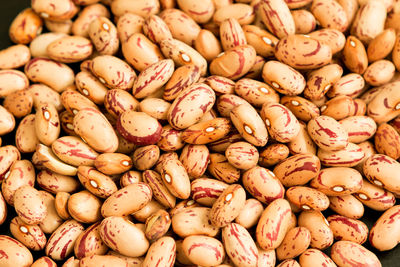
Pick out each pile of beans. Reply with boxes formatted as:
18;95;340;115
1;0;400;266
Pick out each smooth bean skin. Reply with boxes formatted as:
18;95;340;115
0;235;33;267
182;235;225;267
331;241;381;267
369;205;400;251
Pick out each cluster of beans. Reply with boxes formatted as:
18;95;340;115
1;0;400;266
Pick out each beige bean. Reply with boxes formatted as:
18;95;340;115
393;32;400;72
256;199;292;250
217;94;250;118
28;83;63;112
142;236;175;267
25;58;74;93
305;64;343;101
0;105;15;135
159;156;191;199
339;116;376;143
258;143;289;167
191;178;227;207
164;65;201;101
51;136;98;166
38;191;64;234
157;125;184;152
61;89;99;116
308;29;346;55
368;28;397;62
14;185;47;225
195;29;223;62
208;153;241;183
374;123;400;159
214;3;254;25
68;191;102;223
289;122;318;154
160;38;207;76
342;36;368;74
355;179;396;211
144;209;171;241
110;0;160;18
220;18;247;51
3;90;33;118
132;59;174;99
35;103;60;146
0;145;21;182
351;0;386;44
133;200;164;223
182;235;225;266
99;216;149;257
364;60;395;86
286;186;329;211
210;45;256;80
280;96;320;122
242;166;284;204
10;216;46;251
32;0;79;21
367;81;400;124
275;35;332;70
259;0;294;38
298;210;333;250
181;118;232;145
0;44;30;69
0;70;29;97
120;170;142;187
89;17;119;55
73;108;118;153
117;13;144;44
37;170;80;194
234;198;263;229
101;182;152;217
72;4;110;37
329;195;364;219
330;241;381;267
242;25;278;58
104;89;139;118
55;192;71;220
291;10;316;34
160;8;201;46
327;215;368;244
31;257;57;267
262;61;305;96
235;78;279;107
73;222;108;259
77;166;118;198
299;249;336;267
0;235;33;266
317;142;365;167
172;207;219;238
311;0;348;32
369;205;400;251
177;0;214;23
328;73;365;98
142;14;172;44
9;8;43;44
178;144;209;178
225;141;258;170
47;36;92;63
276;227;311;261
90;55;136;90
94;153;132;175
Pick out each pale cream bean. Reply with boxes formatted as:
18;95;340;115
307;116;348;151
67;191;102;224
104;89;139;118
210;184;246;227
369;205;400;251
329;195;364;219
257;246;276;267
140;98;170;121
164;64;201;101
0;105;15;135
368;28;397;62
9;8;43;44
299;249;336;267
72;4;110;37
110;0;160;18
330;241;381;267
160;38;207;76
311;167;363;196
14;185;47;225
311;0;348;32
208;153;241;184
206;75;235;95
45;220;84;261
32;0;79;22
28;83;63;112
45;19;72;34
52;136;98;167
120;170;142;187
276;227;311;261
191;178;228;207
89;17;119;55
317;142;365;167
117;13;145;43
351;0;387;44
141;236;175;266
0;44;30;69
179;144;209;178
217;94;251;118
308;28;346;55
286;186;329;211
291;9;316;34
262;61;305;96
194;29;223;62
142;14;172;44
355;179;396;211
0;70;29;97
275;35;332;70
61;89;99;115
0;145;21;182
327;215;368;244
328;73;365;98
367;81;400;124
214;3;254;25
55;192;71;220
160;156;191;199
160;8;201;46
90;55;136;90
256;199;292;250
177;0;214;23
77;166;118;198
298;210;333;250
220;18;247;51
132;145;158;171
132;59;174;99
342;36;368;74
38;191;64;234
122;33;164;72
230;104;268;147
225;141;258;170
339;116;376;143
234;199;263;229
10;216;47;251
80;255;127;267
73;108;118;153
0;235;33;266
259;0;295;38
374;123;400;159
99;216;149;257
30;32;67;58
37;170;80;194
133;200;164;223
31;257;57;267
172;207;219;238
182;235;225;267
235;78;279;107
117;111;162;145
35;103;60;146
222;223;258;267
364;60;395;86
210;45;256;80
3;90;33;118
242;166;284;204
280;96;320;122
47;36;93;63
258;143;289;168
74;222;108;259
101;182;152;217
142;170;175;209
25;58;74;93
